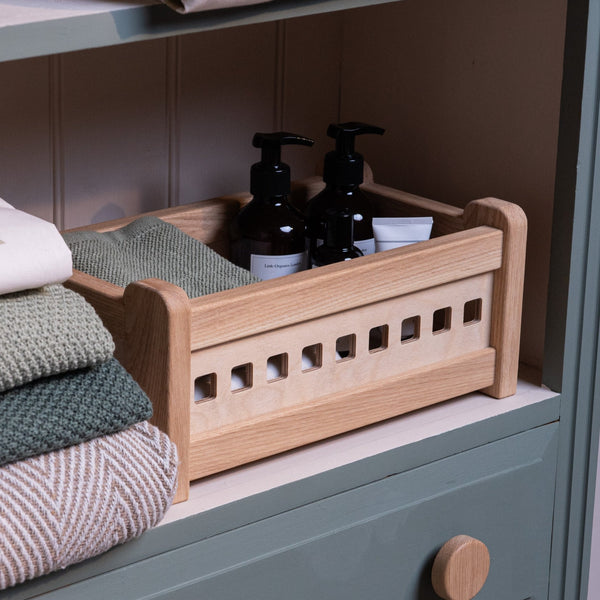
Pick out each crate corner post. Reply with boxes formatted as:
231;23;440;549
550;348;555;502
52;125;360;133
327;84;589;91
463;198;528;398
122;278;192;503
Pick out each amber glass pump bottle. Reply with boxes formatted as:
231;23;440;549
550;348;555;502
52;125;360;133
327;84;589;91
305;122;384;259
311;208;364;267
230;131;314;280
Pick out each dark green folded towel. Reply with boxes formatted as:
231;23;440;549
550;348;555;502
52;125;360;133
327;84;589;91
63;216;260;298
0;358;152;467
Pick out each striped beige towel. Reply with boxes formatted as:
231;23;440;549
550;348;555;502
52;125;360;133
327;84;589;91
0;421;178;590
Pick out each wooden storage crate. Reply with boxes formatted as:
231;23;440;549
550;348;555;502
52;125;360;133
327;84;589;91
65;173;527;504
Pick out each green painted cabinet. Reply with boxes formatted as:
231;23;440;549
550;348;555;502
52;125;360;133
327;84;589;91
10;423;557;600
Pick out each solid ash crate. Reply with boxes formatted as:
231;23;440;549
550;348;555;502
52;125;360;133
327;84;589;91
65;175;527;504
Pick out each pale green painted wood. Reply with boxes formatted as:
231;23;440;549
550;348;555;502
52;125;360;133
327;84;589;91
28;423;559;600
543;0;600;596
3;395;559;600
0;0;399;63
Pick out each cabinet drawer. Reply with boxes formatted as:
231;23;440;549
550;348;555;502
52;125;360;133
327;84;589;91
42;423;558;600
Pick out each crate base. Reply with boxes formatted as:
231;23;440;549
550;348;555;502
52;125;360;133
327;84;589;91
188;348;496;480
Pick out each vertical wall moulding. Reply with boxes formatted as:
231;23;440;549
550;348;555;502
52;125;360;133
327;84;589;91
49;54;64;230
167;37;181;208
274;20;287;130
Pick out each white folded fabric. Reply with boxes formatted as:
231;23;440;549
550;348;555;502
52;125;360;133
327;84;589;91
0;199;72;295
161;0;272;14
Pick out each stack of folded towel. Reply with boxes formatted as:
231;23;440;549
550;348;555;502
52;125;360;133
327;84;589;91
0;202;178;590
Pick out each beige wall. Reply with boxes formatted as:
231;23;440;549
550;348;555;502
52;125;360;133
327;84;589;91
338;0;566;370
0;0;566;370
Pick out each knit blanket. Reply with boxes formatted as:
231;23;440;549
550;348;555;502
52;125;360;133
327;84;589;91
0;284;115;393
0;420;178;590
0;358;152;467
63;216;260;298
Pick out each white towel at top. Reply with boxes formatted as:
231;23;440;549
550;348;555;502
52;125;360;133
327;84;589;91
0;199;72;295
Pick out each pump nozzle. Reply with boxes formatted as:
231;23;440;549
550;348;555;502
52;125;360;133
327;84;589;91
251;132;314;197
323;122;385;186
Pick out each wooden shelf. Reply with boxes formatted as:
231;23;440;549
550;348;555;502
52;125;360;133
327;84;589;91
0;0;397;63
161;377;559;526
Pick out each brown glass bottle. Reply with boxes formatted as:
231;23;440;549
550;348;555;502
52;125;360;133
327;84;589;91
305;122;384;259
311;208;363;267
230;132;314;280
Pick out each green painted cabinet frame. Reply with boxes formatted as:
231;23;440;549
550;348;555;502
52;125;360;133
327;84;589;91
544;0;600;597
2;0;600;598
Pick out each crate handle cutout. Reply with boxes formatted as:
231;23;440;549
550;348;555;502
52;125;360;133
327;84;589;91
433;307;452;334
369;325;389;352
463;298;482;325
231;363;253;392
401;316;421;343
194;373;216;403
302;344;322;372
336;334;356;362
267;353;288;382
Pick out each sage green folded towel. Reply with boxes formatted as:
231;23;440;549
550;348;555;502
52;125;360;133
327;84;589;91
63;216;260;298
0;358;152;467
0;284;115;393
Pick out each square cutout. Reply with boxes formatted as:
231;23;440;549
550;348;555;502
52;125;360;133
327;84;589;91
302;344;322;372
433;307;452;334
401;316;420;343
267;353;288;382
463;298;482;325
231;363;252;392
336;334;356;362
194;373;216;403
369;325;389;352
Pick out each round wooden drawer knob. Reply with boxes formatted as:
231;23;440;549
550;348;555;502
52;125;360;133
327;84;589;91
431;535;490;600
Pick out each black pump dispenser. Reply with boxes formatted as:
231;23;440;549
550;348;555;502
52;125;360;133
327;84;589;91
230;131;314;280
251;132;313;197
305;122;385;258
323;122;385;187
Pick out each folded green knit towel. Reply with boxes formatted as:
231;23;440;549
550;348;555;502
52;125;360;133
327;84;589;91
0;358;152;467
63;216;260;298
0;284;115;393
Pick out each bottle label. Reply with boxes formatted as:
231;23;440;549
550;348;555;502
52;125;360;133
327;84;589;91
355;238;375;256
250;251;308;280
